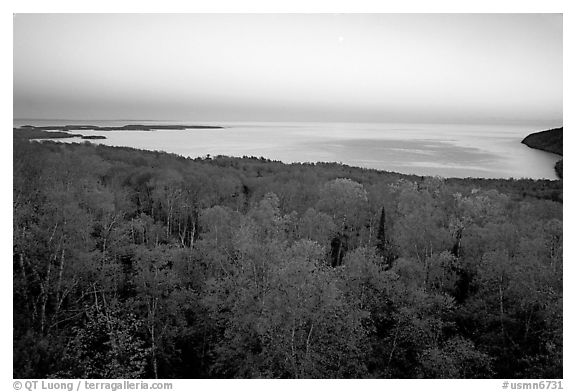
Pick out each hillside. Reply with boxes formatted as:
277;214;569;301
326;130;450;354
13;139;562;379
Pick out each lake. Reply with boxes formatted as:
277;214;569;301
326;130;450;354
14;120;562;179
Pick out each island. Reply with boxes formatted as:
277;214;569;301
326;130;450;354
14;123;225;142
521;127;563;178
13;128;106;141
79;135;107;140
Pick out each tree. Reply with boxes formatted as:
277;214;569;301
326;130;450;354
417;337;493;378
54;304;148;378
298;208;336;248
317;178;368;233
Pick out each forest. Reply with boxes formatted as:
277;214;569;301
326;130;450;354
13;136;563;379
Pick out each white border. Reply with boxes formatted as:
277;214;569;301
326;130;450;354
3;1;572;390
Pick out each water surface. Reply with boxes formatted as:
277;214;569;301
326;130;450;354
15;120;561;179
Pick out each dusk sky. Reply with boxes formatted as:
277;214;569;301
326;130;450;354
13;13;562;125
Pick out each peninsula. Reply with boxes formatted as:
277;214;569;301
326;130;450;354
521;127;563;178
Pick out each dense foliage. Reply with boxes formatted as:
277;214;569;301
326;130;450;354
13;139;563;379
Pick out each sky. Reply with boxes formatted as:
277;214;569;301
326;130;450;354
13;13;562;125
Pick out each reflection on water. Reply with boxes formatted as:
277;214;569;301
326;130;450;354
15;120;561;179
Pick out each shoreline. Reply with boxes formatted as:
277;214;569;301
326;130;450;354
28;138;563;184
14;124;561;181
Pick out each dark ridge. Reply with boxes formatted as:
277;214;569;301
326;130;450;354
521;127;563;179
521;127;563;156
555;160;563;178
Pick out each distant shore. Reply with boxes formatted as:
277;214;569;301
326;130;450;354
13;128;107;140
14;124;226;142
17;124;224;132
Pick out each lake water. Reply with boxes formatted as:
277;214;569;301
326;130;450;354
14;120;561;179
